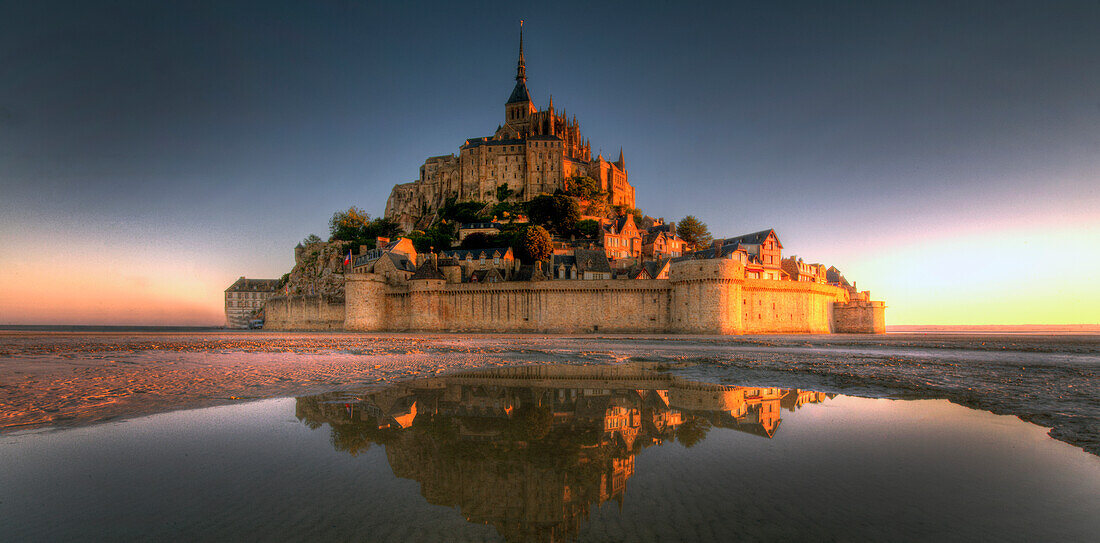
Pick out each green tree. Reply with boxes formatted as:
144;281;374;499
327;207;404;250
495;183;515;202
302;234;323;245
440;198;489;224
526;194;580;236
329;206;372;242
409;225;455;253
584;197;610;218
565;176;600;199
370;217;403;240
460;232;501;249
514;225;553;263
575;219;600;239
676;215;712;248
489;202;517;220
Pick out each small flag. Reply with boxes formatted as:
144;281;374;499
344;251;352;266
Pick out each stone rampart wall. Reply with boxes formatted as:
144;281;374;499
740;279;848;334
380;280;671;333
297;260;884;334
265;295;345;331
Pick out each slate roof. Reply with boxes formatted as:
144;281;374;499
644;230;683;245
225;278;280;292
826;266;850;286
718;229;781;248
573;249;612;274
643;259;670;279
469;268;505;283
441;247;512;260
386;253;416;273
514;263;550;281
672;243;745;262
353;238;407;268
617;267;648;280
409;260;445;280
507;80;532;104
460;222;501;230
461;138;525;150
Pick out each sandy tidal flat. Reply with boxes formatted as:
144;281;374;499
1;331;1097;456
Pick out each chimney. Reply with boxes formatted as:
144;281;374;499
359;245;368;255
376;237;390;247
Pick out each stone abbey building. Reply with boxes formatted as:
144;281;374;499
384;27;636;232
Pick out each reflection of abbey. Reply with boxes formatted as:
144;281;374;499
295;364;831;543
256;26;886;333
384;26;635;233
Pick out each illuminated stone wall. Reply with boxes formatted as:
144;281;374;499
833;300;887;334
333;259;884;334
264;295;345;330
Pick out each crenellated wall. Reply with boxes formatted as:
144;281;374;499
325;259;885;334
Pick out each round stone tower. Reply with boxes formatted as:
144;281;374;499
345;273;388;331
668;258;745;334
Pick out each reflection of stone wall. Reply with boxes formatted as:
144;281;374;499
386;435;617;543
295;364;835;542
264;295;345;330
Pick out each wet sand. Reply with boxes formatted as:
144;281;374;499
1;331;1097;455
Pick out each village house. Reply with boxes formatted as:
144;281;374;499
616;258;671;280
826;266;850;288
782;256;826;283
223;277;280;328
642;228;690;260
711;229;784;280
600;214;642;261
552;249;613;280
439;247;518;282
351;237;418;284
456;221;502;244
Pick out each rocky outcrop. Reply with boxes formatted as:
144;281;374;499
284;241;349;301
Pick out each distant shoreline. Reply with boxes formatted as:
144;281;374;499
0;324;225;332
887;324;1100;333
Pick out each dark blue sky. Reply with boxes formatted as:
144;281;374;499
2;1;1098;324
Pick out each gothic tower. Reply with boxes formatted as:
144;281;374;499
505;21;536;124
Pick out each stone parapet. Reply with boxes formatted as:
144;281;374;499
264;295;345;331
291;259;887;334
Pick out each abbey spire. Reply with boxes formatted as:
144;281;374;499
385;23;636;232
506;21;533;110
516;20;526;82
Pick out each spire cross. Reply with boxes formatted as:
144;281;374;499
516;20;526;82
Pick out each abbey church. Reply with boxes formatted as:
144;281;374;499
384;26;636;232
